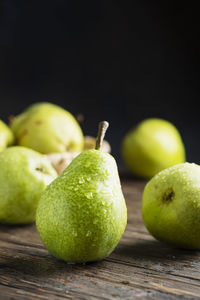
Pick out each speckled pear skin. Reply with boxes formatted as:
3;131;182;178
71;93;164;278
36;149;127;263
0;120;14;151
142;163;200;249
0;146;57;224
122;118;185;178
10;102;84;154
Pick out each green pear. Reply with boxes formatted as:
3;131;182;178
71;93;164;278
36;121;127;263
121;118;185;178
0;146;57;224
142;162;200;249
0;120;14;151
10;102;84;154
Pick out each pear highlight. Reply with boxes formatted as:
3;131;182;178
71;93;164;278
36;121;127;263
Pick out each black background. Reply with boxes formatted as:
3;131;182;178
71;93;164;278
0;1;199;166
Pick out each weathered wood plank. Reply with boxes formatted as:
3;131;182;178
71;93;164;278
0;180;200;299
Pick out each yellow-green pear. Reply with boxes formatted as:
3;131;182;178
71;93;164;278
0;146;57;224
10;102;84;154
121;118;185;178
36;121;127;263
0;120;14;151
142;163;200;249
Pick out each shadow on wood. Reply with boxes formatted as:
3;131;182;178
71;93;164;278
114;239;200;264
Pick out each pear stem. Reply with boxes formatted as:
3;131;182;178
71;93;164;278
95;121;109;151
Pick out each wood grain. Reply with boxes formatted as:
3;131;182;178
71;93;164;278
1;180;200;299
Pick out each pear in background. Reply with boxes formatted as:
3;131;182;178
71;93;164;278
36;121;127;263
10;102;84;154
0;120;14;151
0;146;57;224
122;118;185;178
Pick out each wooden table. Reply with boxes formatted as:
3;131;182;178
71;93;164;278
1;179;200;299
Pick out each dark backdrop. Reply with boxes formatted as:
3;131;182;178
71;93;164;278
0;1;199;165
